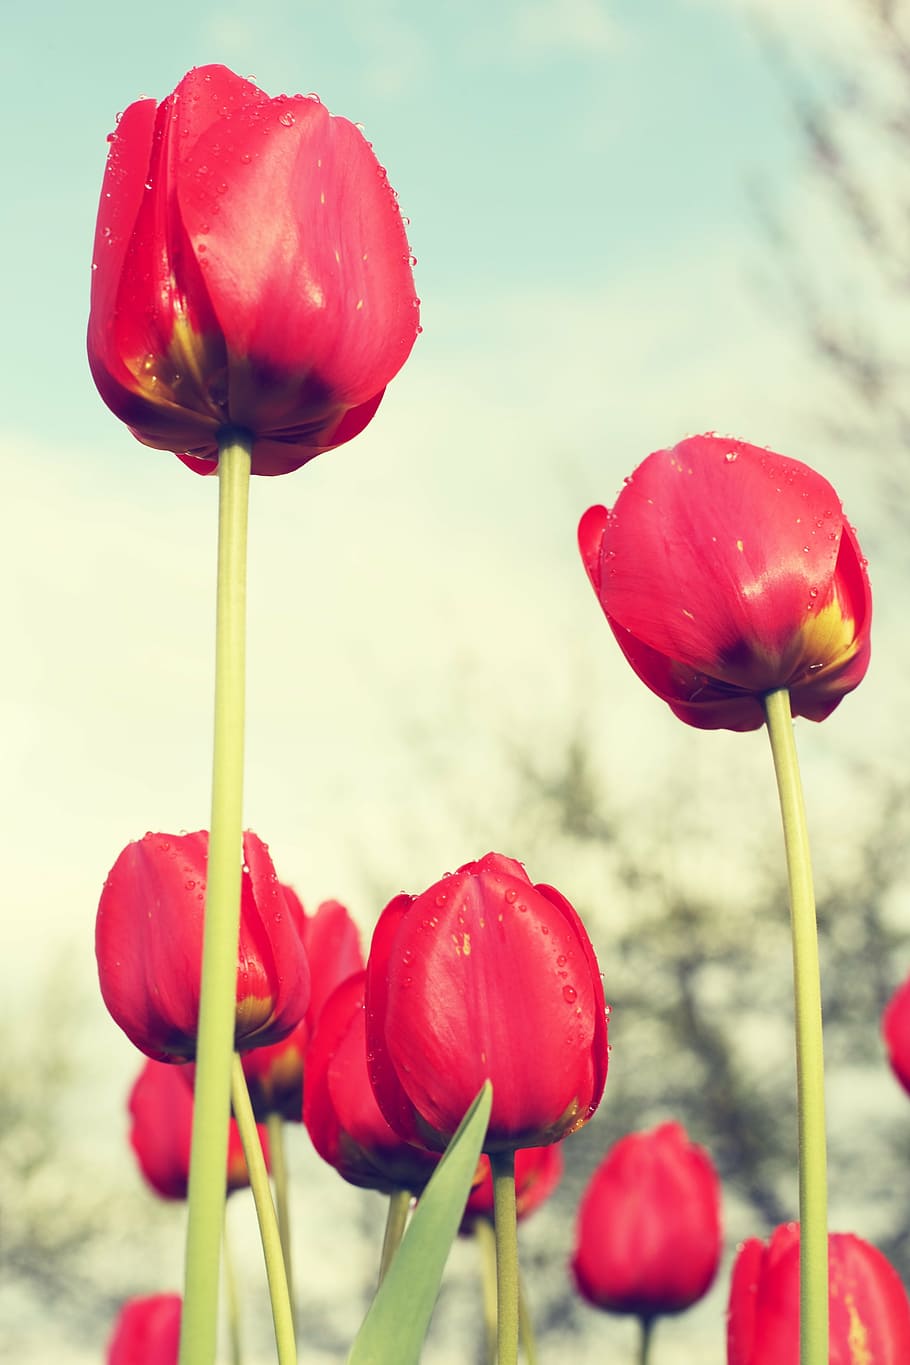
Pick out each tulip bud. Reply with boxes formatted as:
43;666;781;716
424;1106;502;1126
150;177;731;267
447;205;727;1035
882;972;910;1097
96;830;310;1061
304;971;439;1193
727;1223;910;1364
571;1122;721;1319
107;1293;181;1365
128;1058;267;1199
87;65;419;476
579;435;871;731
365;851;609;1153
243;894;363;1120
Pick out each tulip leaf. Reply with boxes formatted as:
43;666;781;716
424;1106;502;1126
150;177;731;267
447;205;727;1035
346;1081;492;1365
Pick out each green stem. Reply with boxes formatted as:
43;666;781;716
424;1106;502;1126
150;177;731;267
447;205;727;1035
764;687;828;1365
475;1217;498;1365
638;1315;655;1365
231;1056;297;1364
491;1151;519;1365
222;1209;243;1365
267;1112;294;1323
378;1188;412;1287
517;1274;538;1365
180;431;252;1365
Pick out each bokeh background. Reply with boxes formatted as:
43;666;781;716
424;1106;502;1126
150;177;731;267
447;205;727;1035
4;1;910;1361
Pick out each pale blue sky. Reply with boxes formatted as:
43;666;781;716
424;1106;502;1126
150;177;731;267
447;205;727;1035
5;0;888;997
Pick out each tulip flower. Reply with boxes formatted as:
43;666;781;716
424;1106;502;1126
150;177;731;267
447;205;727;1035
882;973;910;1097
727;1223;910;1364
128;1058;267;1199
578;434;871;731
461;1144;563;1234
243;893;363;1120
96;830;310;1061
107;1293;181;1365
572;1122;721;1322
87;64;419;476
365;851;609;1154
304;971;439;1193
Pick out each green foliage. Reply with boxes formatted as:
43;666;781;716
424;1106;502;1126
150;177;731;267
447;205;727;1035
347;1082;492;1365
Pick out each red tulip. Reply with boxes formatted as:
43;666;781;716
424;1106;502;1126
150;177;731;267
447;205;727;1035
243;894;363;1120
128;1058;267;1199
365;852;609;1153
96;830;310;1061
727;1223;910;1364
579;435;871;731
304;971;439;1193
461;1144;564;1233
107;1294;181;1365
88;65;419;476
882;974;910;1096
572;1122;721;1318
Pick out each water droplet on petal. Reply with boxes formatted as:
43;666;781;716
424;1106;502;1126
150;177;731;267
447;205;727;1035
563;985;577;1003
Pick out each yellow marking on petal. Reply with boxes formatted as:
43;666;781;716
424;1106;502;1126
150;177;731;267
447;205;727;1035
845;1292;872;1365
320;190;325;205
462;932;471;956
682;608;695;620
736;538;744;553
355;298;364;310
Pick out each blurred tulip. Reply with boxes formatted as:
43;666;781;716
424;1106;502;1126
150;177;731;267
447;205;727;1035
572;1121;721;1319
88;65;419;476
128;1058;267;1199
579;434;871;731
461;1143;564;1234
107;1293;181;1365
882;973;910;1097
304;971;439;1193
365;851;609;1153
243;893;363;1120
727;1223;910;1364
96;830;310;1061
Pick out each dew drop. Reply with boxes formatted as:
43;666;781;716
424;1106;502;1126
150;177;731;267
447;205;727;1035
540;925;549;936
556;954;567;967
278;111;296;127
185;880;196;890
563;985;577;1003
724;450;738;463
505;888;518;904
435;892;447;908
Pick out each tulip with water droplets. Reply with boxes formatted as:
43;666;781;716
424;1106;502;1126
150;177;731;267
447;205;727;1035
578;433;871;731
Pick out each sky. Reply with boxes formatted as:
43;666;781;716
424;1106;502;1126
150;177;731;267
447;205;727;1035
3;0;906;1359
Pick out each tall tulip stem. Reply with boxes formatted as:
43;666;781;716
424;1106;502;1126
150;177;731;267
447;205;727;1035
231;1056;297;1363
180;431;252;1365
638;1316;655;1365
491;1151;519;1365
764;687;828;1365
267;1112;294;1321
378;1189;411;1286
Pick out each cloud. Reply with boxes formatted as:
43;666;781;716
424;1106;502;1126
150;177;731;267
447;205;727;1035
513;0;619;59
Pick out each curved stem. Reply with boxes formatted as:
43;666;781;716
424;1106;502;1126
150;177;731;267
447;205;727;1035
638;1315;655;1365
267;1112;294;1323
491;1151;519;1365
474;1217;498;1365
180;431;252;1365
764;687;828;1365
378;1188;412;1287
231;1056;297;1364
517;1274;538;1365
